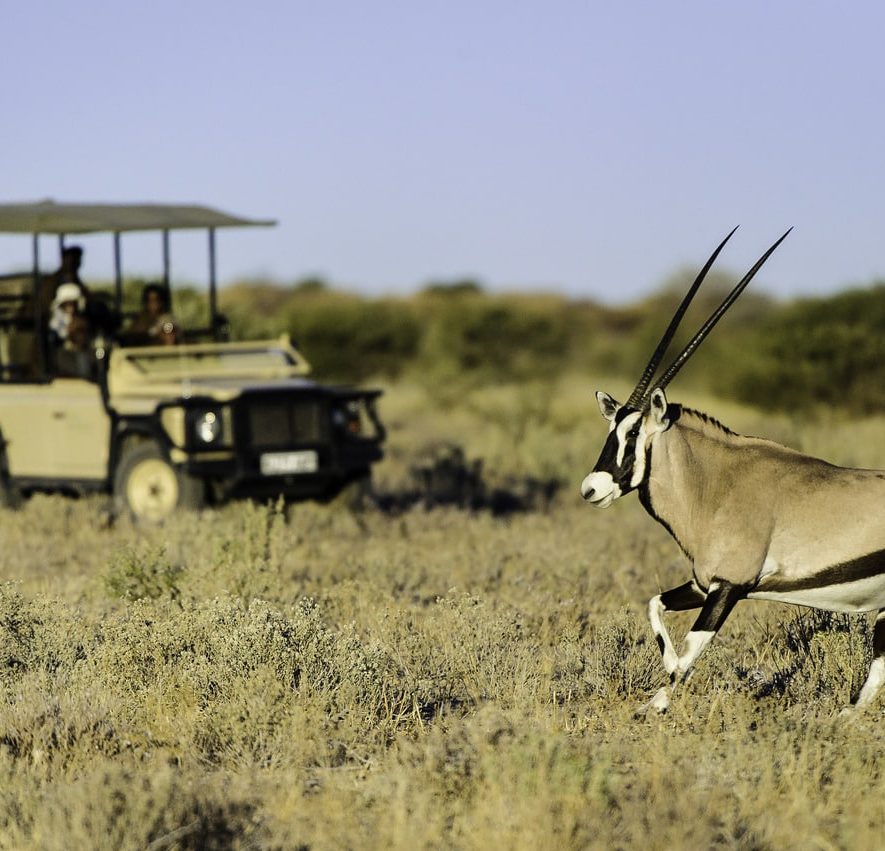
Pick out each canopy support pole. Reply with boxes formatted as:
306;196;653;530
113;232;123;314
33;234;47;377
208;227;218;339
162;229;170;290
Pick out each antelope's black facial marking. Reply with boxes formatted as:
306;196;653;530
603;408;645;489
582;388;674;507
581;404;647;506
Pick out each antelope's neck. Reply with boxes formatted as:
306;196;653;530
638;416;735;563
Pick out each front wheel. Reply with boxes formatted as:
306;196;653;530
114;441;204;523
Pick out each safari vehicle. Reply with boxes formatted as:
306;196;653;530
0;201;385;522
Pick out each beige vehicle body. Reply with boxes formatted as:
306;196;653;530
1;377;108;479
0;202;385;521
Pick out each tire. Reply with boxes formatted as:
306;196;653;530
0;442;20;509
0;475;20;509
113;441;204;523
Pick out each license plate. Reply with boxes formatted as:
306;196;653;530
260;450;319;475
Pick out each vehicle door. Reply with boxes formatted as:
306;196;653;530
0;378;110;480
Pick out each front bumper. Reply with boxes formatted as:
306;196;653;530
177;387;384;500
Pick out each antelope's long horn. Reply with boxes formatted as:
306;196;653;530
625;227;739;409
652;227;792;396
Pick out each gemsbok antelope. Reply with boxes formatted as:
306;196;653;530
582;228;885;714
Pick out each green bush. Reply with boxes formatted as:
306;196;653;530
721;285;885;413
223;284;590;388
103;545;183;603
285;294;421;382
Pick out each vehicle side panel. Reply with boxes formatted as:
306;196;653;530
0;380;110;479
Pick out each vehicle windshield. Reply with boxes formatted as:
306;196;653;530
121;344;304;379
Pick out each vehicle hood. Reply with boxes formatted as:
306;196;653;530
110;375;325;406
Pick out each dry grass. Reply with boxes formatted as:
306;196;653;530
1;377;883;850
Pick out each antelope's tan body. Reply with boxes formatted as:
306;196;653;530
581;229;885;715
645;409;885;610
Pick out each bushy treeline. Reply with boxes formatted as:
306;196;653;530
204;276;885;414
716;285;885;413
217;276;746;388
219;281;595;387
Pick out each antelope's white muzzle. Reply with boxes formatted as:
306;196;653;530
581;471;620;508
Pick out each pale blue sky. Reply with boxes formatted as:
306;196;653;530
3;1;885;301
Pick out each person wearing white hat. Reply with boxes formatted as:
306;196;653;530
40;245;86;313
49;281;93;376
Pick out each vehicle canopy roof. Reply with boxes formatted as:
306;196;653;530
0;201;277;370
0;200;276;235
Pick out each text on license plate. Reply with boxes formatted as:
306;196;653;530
260;450;319;475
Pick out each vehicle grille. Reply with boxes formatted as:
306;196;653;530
246;397;328;447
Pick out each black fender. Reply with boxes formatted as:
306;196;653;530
107;413;173;482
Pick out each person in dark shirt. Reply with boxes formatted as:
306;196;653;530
41;245;87;313
124;283;180;345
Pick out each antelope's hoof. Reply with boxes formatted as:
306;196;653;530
838;706;860;723
635;687;671;718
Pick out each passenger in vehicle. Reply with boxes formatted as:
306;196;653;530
48;282;94;378
41;245;88;313
123;283;180;345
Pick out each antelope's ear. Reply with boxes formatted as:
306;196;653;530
650;388;669;426
596;391;620;421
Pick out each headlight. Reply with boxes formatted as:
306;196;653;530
195;410;222;444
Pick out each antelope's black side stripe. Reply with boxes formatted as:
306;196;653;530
760;549;885;593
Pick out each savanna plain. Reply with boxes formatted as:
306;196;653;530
1;376;883;850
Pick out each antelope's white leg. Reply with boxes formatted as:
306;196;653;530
642;594;679;716
854;610;885;708
856;658;885;707
673;629;716;679
641;582;706;715
641;630;716;715
648;595;679;674
647;581;707;676
649;611;715;678
641;580;746;716
645;686;672;714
